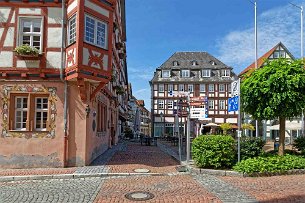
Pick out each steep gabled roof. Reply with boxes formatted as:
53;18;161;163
159;52;230;70
239;42;295;76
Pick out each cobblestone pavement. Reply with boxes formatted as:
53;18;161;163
0;177;103;203
106;142;179;173
221;175;305;203
94;175;221;203
0;167;77;177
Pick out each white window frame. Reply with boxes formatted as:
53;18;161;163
34;97;48;131
200;84;205;92
181;70;190;78
15;97;28;131
167;100;173;109
219;100;225;110
179;84;184;91
173;61;179;66
202;69;211;77
208;100;214;109
18;17;43;51
221;69;230;77
188;84;193;92
84;14;108;49
68;14;77;45
162;70;171;78
208;84;214;92
158;100;164;109
159;84;164;92
168;84;173;92
219;84;225;92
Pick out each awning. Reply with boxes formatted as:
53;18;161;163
269;122;302;130
204;123;219;127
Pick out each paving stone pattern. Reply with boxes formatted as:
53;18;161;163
0;178;103;203
74;141;127;174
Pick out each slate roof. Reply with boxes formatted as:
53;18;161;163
150;52;238;83
239;42;295;76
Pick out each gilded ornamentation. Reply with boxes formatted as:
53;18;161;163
1;85;57;139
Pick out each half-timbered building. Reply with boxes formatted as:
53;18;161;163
150;52;238;138
0;0;128;168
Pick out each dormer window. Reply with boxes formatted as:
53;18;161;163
173;61;179;66
191;60;197;66
210;61;216;65
221;69;230;77
181;70;190;77
162;70;171;78
202;69;211;77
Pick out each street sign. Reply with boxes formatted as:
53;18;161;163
231;80;240;96
228;96;239;112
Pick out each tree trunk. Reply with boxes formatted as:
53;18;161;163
278;117;286;156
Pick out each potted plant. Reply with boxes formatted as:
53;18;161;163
14;44;40;58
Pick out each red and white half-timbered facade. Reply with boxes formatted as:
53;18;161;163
0;0;128;168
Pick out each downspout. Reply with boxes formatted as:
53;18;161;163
61;0;68;167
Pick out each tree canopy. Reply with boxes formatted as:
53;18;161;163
241;59;305;120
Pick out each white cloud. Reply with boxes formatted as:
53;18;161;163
217;3;302;74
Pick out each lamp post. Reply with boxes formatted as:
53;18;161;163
290;3;304;137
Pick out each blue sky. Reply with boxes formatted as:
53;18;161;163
126;0;304;110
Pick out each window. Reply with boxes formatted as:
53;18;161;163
179;84;184;91
15;97;28;130
221;69;230;77
12;94;49;131
181;70;190;77
68;15;77;45
208;100;214;109
158;100;164;109
200;84;205;92
34;97;48;130
173;61;179;66
159;84;164;92
19;17;42;51
208;84;214;92
85;15;108;49
228;84;231;93
162;70;171;78
219;100;225;110
188;84;193;92
192;61;197;66
219;84;225;92
97;102;107;132
168;84;173;92
202;69;211;77
168;100;173;109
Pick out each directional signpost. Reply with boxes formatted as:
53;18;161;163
229;79;241;162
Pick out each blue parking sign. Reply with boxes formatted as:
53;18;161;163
228;96;239;112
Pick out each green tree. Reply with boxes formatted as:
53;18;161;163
241;59;305;156
220;123;232;135
242;123;255;131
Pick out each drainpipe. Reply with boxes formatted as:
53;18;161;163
61;0;68;167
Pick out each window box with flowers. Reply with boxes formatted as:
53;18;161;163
13;45;42;59
115;86;125;95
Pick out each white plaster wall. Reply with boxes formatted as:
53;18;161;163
215;118;224;123
19;8;41;15
67;0;77;14
0;7;11;22
47;28;62;48
165;117;174;122
46;52;61;68
102;55;108;71
85;0;109;17
226;118;237;123
48;8;62;24
17;60;40;68
4;27;14;46
0;52;13;67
